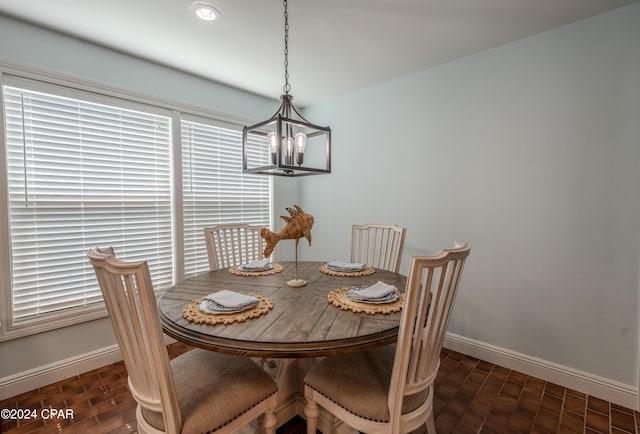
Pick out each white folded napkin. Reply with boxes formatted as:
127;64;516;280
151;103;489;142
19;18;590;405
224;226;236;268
346;281;398;303
199;290;260;314
238;258;272;271
327;261;367;272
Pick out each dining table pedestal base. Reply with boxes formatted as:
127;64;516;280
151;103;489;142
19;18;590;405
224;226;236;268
264;358;357;434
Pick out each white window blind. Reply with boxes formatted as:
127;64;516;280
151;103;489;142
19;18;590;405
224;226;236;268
3;82;173;325
181;118;271;277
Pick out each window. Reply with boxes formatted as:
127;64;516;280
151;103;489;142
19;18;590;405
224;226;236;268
2;78;173;329
0;72;272;339
181;117;271;277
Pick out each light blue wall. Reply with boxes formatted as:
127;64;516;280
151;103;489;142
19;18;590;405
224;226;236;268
300;4;640;385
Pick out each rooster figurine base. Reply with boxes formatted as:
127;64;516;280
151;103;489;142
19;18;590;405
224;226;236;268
287;279;306;288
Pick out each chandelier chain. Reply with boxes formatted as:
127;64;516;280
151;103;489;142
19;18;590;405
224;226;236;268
283;0;291;94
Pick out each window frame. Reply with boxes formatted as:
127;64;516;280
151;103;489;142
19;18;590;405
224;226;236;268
0;62;273;341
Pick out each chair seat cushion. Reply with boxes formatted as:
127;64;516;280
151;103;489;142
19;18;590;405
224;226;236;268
142;348;277;434
304;344;426;423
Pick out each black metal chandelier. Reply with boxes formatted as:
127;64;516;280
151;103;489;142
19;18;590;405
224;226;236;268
242;0;331;177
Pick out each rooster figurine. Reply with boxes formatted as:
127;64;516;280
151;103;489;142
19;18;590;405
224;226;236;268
261;205;314;258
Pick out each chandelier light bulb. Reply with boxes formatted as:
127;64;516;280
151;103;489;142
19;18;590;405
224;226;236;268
267;131;278;163
283;136;294;165
283;137;294;155
295;132;307;153
267;132;278;152
295;132;306;165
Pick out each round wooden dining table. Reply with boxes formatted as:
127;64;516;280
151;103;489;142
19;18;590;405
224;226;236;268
157;261;407;433
158;261;406;358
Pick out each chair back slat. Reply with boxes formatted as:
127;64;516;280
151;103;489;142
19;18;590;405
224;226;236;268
204;224;265;270
87;248;181;433
388;243;471;425
351;223;407;273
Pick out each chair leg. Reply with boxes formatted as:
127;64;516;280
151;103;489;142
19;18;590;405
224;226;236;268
304;399;320;434
425;410;436;434
262;409;277;434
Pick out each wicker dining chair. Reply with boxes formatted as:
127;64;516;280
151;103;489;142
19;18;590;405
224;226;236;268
304;243;471;434
351;223;407;273
87;247;278;434
203;223;266;271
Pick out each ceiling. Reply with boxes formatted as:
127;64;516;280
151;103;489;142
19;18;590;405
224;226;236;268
0;0;637;107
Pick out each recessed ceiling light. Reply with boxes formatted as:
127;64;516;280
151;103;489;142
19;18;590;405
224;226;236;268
190;2;221;21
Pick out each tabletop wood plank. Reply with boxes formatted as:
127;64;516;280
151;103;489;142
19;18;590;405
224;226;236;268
158;261;406;357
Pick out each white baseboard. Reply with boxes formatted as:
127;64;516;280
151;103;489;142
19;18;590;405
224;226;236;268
0;344;123;401
444;332;639;411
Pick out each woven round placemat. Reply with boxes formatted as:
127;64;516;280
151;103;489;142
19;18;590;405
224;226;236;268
319;264;375;277
182;295;273;325
328;287;404;314
228;263;284;276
